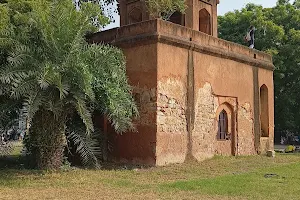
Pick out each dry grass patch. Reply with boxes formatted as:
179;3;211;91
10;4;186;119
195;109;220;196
0;154;300;200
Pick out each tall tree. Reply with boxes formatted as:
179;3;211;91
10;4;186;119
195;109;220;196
218;0;300;138
0;0;138;169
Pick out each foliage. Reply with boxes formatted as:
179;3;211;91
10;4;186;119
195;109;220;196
218;0;300;136
0;97;21;139
144;0;186;19
0;0;138;169
79;0;187;21
66;115;103;169
77;0;117;24
0;142;13;156
67;127;102;169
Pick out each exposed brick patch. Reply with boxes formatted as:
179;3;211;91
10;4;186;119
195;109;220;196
133;87;157;126
237;103;256;155
156;78;188;165
157;79;187;133
192;82;219;161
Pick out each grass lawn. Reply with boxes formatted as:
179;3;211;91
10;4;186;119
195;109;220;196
0;153;300;200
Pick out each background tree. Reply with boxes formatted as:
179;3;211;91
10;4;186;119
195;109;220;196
0;98;22;140
218;0;300;140
0;0;138;169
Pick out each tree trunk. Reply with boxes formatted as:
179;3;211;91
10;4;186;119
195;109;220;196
28;110;66;170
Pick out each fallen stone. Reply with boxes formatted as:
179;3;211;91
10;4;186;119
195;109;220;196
264;173;279;178
266;150;275;157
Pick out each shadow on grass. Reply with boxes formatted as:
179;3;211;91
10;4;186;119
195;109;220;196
0;155;46;187
0;155;28;169
100;162;153;171
0;153;152;173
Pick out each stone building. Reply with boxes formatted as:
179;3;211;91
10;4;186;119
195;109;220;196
89;0;274;166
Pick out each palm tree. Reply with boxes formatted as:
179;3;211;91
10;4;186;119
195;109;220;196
0;0;138;169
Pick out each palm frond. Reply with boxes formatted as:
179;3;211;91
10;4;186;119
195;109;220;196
66;127;101;169
0;68;35;84
23;90;45;122
10;77;36;99
73;94;94;135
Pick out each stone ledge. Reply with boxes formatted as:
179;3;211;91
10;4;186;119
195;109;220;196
158;34;275;70
88;19;274;71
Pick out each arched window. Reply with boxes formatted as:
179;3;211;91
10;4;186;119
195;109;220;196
260;85;269;137
168;11;185;26
218;110;228;140
128;7;142;24
199;9;211;35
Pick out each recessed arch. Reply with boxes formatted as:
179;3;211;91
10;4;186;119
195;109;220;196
216;103;234;141
215;102;235;156
199;8;211;35
260;84;269;137
128;7;142;25
168;11;185;26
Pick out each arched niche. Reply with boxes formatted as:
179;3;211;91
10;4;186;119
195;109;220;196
128;7;142;25
260;84;269;137
199;8;211;35
216;103;234;141
168;11;185;26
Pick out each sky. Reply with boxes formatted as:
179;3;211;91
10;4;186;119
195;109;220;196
104;0;279;30
218;0;277;15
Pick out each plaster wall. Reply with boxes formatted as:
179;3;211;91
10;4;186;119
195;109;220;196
110;43;158;165
156;43;189;166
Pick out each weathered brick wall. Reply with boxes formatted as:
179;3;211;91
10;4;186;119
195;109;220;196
90;20;274;165
192;82;219;161
192;82;256;160
237;103;256;155
157;79;186;133
156;78;188;166
156;43;189;166
215;141;232;155
133;87;157;126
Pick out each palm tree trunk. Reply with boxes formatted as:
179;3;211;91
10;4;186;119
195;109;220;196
29;109;66;170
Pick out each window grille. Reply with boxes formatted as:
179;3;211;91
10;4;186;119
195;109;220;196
218;110;228;140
